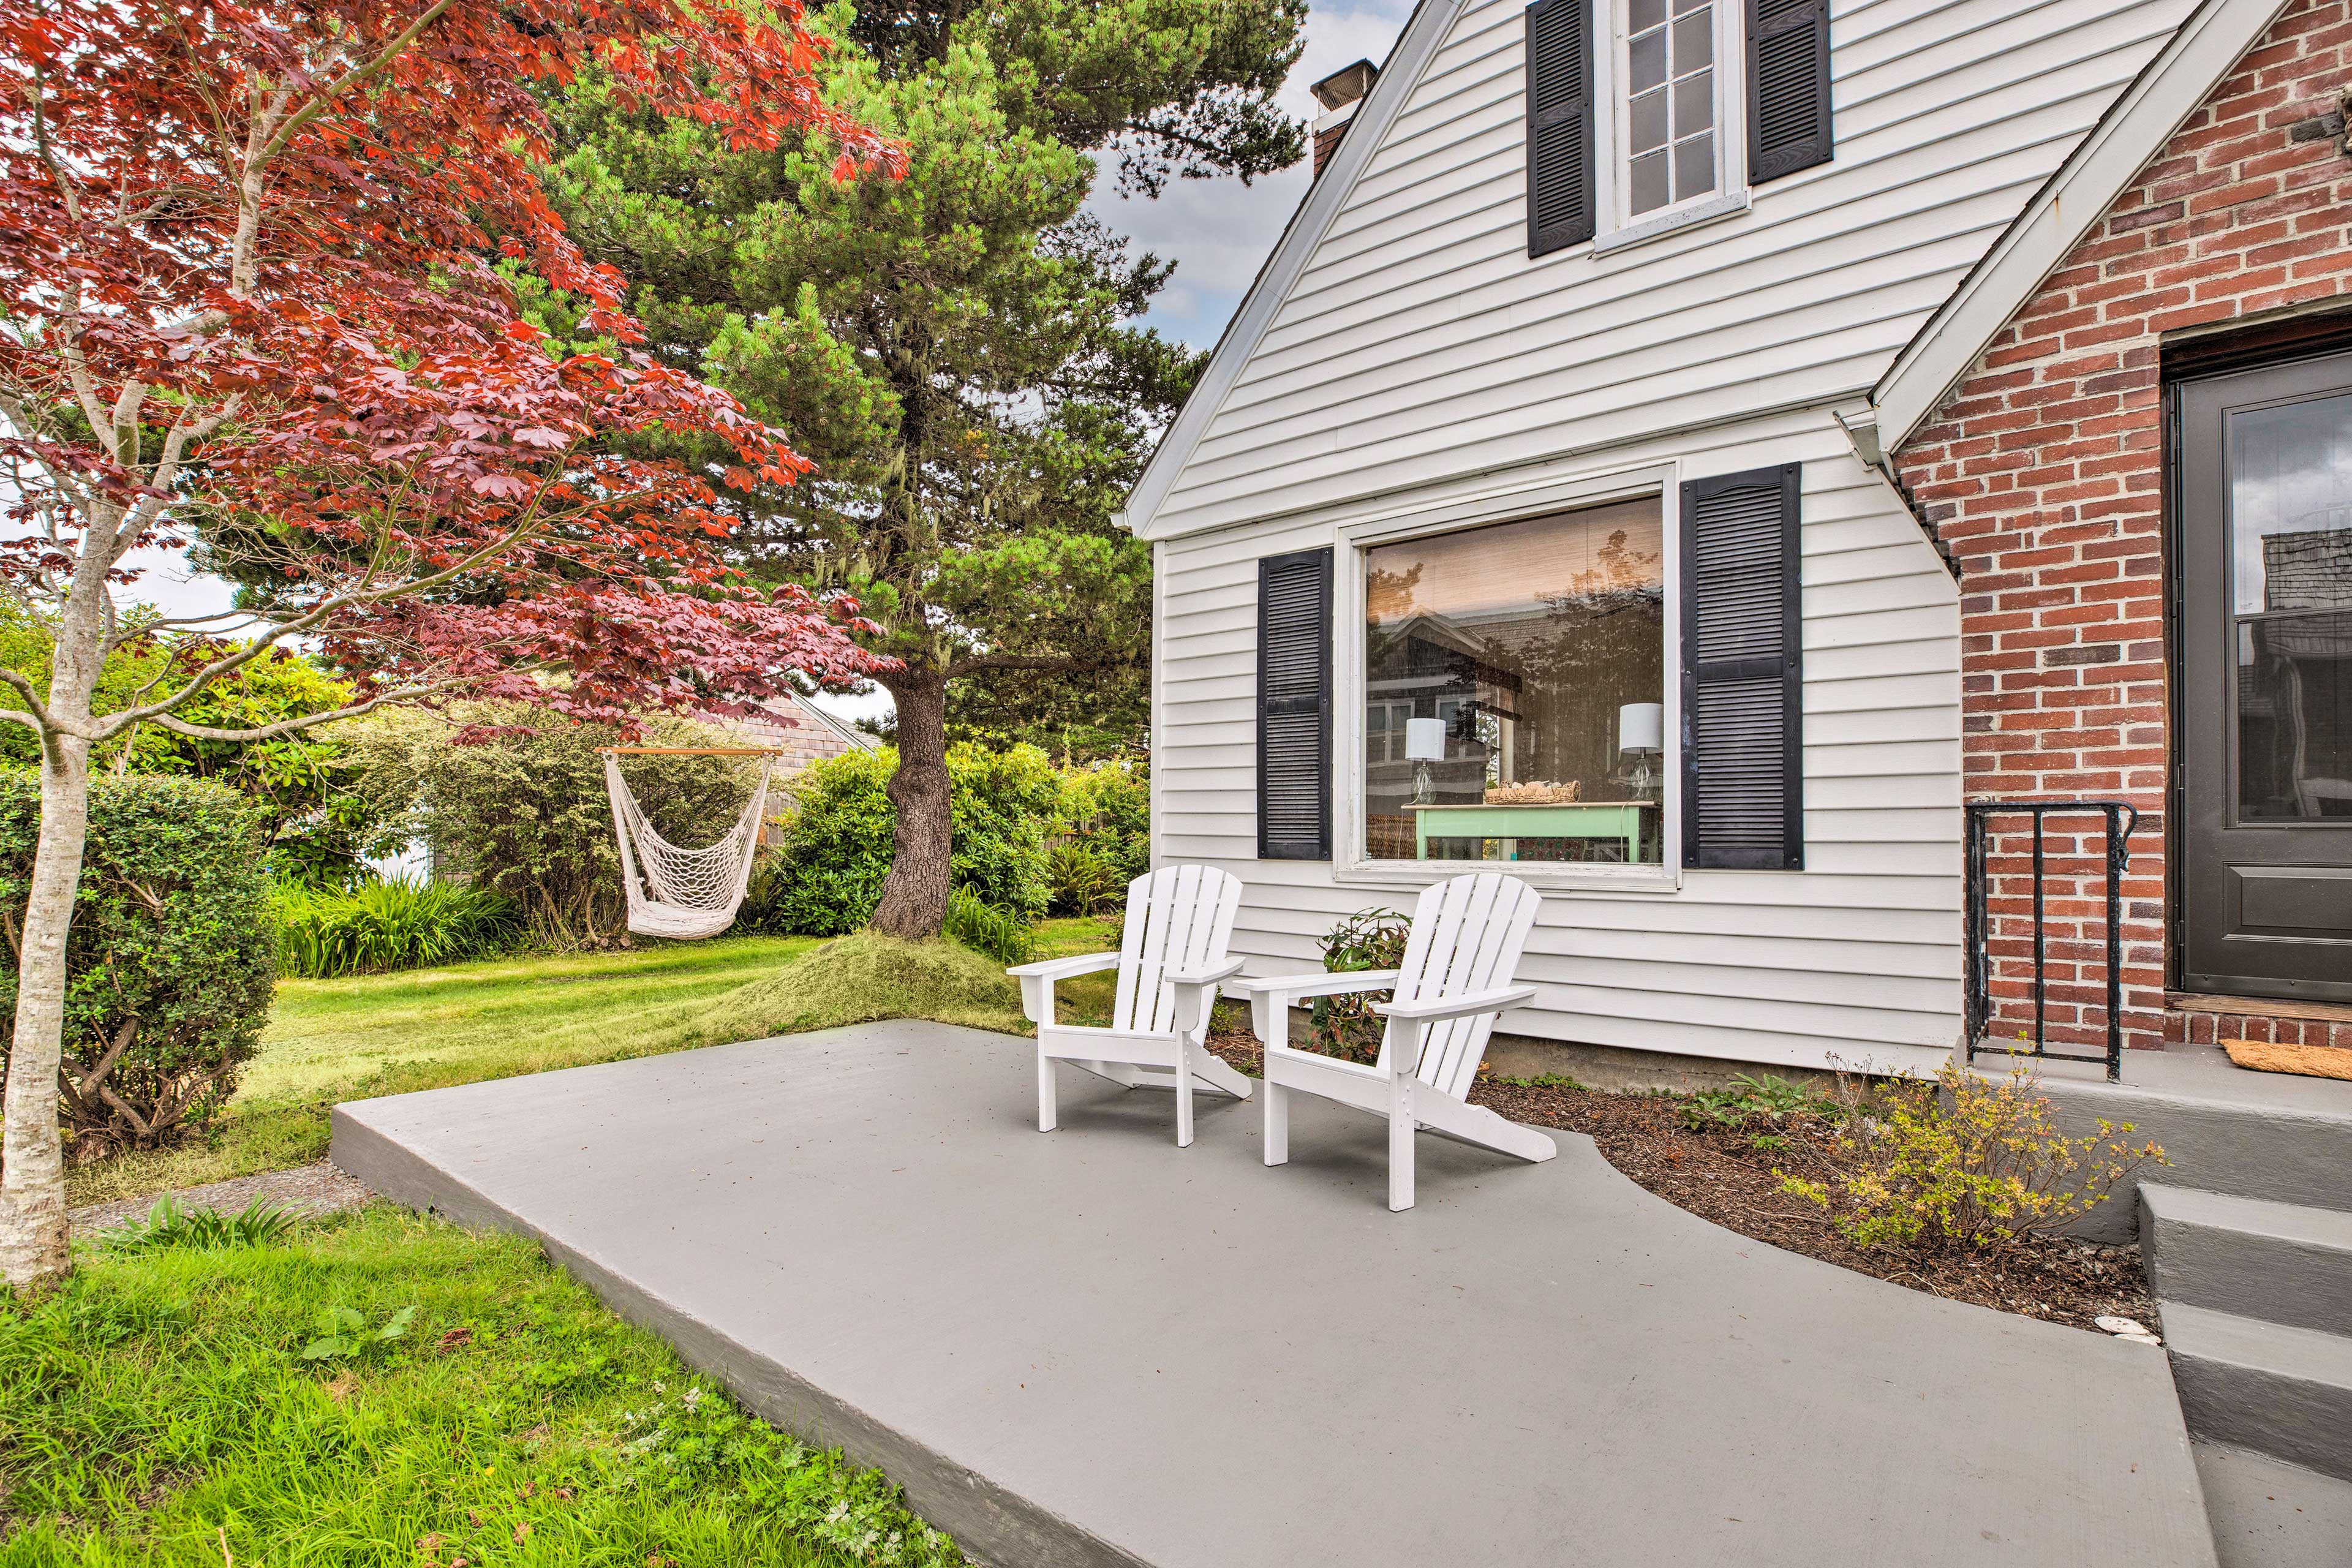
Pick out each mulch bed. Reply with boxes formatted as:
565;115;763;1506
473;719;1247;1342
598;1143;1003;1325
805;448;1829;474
1204;1028;2155;1334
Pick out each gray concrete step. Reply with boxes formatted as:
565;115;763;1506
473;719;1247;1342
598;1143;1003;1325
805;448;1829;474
2162;1302;2352;1483
2194;1443;2352;1568
2030;1049;2352;1243
2143;1184;2352;1337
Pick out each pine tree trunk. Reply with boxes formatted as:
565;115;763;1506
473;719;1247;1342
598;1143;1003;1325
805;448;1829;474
0;734;92;1285
869;667;952;939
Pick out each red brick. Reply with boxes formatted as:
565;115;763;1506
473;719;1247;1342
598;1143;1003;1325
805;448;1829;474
1889;0;2352;1055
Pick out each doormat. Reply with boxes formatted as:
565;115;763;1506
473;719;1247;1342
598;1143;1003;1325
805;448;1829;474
2222;1039;2352;1082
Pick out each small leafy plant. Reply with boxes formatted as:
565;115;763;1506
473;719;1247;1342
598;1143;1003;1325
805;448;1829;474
301;1303;418;1363
1780;1061;2164;1252
1681;1072;1838;1138
100;1196;302;1254
1490;1071;1587;1090
1306;908;1413;1063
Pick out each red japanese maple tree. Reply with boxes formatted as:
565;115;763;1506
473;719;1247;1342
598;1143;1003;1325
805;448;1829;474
0;0;903;1282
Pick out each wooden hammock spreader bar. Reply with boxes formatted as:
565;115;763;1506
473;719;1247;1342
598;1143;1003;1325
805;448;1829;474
601;746;789;756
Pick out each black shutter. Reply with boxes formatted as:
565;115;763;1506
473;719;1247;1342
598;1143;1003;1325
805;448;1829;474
1525;0;1595;256
1748;0;1833;183
1258;547;1333;861
1680;465;1803;870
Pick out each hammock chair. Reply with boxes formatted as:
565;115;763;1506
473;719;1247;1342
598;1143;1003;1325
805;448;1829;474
602;748;778;941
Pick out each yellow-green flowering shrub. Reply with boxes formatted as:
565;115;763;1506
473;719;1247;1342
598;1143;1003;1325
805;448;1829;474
1779;1061;2163;1251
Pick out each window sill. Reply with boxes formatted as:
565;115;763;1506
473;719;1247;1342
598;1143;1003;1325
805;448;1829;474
1591;188;1751;258
1332;861;1682;895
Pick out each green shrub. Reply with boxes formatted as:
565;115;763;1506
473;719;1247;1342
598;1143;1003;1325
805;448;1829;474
761;742;1060;935
0;608;390;886
1779;1062;2165;1252
0;771;274;1161
270;876;520;978
1306;907;1413;1063
1058;758;1148;881
347;704;758;945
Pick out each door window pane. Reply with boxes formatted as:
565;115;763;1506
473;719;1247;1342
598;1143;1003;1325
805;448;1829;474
2228;393;2352;616
2239;612;2352;820
2229;392;2352;820
1363;502;1667;864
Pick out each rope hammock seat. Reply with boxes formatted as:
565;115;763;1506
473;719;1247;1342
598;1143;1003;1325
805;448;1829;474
601;747;778;941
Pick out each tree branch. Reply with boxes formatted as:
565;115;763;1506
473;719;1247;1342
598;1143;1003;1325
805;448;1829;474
945;652;1097;679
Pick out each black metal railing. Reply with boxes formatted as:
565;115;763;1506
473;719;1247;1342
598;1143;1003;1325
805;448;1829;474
1962;800;2139;1083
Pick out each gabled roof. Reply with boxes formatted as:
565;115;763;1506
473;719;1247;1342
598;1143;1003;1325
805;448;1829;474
1871;0;2293;453
1115;0;1472;541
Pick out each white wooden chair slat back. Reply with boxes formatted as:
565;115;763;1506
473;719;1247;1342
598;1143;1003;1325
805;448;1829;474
1112;865;1239;1039
1382;872;1541;1099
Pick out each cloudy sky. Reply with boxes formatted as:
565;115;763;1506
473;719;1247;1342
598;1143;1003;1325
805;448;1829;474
118;0;1421;720
1094;0;1417;353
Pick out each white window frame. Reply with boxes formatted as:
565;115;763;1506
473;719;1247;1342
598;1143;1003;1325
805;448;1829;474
1332;462;1684;894
1591;0;1750;255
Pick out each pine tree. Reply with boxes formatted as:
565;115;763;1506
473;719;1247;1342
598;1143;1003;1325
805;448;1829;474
543;0;1306;934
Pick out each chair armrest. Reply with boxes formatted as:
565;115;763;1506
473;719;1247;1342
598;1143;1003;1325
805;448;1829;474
1229;970;1400;1003
1372;986;1537;1025
1164;957;1247;988
1007;951;1121;1029
1232;970;1400;1046
1005;952;1122;981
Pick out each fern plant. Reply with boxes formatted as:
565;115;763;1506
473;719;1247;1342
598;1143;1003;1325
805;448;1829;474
943;886;1037;965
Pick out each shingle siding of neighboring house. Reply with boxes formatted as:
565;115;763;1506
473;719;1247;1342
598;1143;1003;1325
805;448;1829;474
1893;0;2352;1053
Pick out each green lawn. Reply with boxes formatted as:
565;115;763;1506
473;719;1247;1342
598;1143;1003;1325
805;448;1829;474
70;918;1128;1208
2;1208;961;1566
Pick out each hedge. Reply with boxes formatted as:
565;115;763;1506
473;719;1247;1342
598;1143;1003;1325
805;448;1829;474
0;771;274;1161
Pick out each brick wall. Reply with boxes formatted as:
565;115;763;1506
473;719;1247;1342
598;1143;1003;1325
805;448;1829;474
1894;0;2352;1054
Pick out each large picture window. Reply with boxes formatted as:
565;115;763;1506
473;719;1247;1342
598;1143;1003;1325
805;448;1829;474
1362;500;1667;865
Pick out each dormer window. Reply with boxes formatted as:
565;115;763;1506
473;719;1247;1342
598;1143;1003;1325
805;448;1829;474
1621;0;1722;219
1526;0;1832;258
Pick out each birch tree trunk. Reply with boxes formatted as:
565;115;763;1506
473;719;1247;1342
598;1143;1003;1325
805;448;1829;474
0;552;108;1286
869;667;953;940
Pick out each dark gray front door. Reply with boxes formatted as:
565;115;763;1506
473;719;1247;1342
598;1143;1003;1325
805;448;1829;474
2179;353;2352;1003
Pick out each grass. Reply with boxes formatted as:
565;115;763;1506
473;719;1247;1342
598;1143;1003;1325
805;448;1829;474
1;1207;961;1566
69;918;1129;1209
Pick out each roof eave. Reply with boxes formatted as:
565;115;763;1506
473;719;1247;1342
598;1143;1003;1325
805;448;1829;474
1871;0;2293;454
1119;0;1472;543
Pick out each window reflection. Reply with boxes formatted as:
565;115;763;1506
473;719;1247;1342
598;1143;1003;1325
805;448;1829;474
2229;396;2352;820
1363;502;1667;863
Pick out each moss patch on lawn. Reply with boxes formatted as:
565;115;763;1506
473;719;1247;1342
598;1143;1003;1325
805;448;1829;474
0;1207;962;1566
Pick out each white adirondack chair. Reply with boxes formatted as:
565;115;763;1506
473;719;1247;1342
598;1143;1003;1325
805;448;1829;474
1006;864;1253;1146
1233;872;1555;1210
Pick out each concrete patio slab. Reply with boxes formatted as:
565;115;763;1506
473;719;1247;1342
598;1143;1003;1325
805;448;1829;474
334;1022;2218;1568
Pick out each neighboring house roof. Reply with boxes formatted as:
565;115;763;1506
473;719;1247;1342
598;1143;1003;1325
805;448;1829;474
1870;0;2292;453
704;690;876;772
1113;0;1466;542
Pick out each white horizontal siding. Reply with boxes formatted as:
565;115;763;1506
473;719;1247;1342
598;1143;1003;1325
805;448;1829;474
1152;416;1965;1071
1145;0;2192;537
